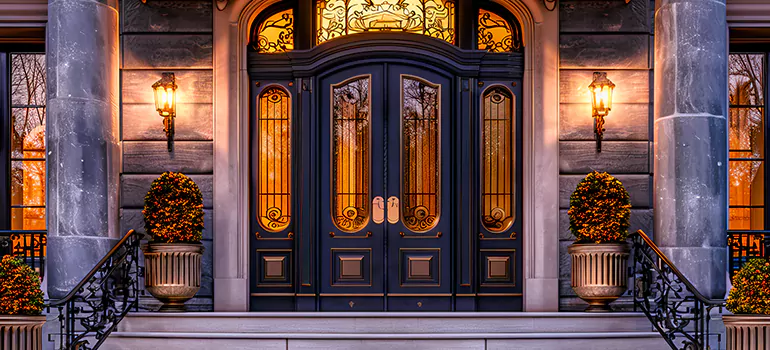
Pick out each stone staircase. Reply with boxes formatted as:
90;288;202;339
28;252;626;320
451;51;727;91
102;312;669;350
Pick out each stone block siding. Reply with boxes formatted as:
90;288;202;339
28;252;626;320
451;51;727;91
558;0;655;310
119;0;214;309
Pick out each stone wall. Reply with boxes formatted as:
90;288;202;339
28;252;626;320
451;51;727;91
558;0;655;310
118;0;214;310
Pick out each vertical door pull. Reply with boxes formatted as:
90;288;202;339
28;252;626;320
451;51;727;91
373;196;385;224
387;196;400;224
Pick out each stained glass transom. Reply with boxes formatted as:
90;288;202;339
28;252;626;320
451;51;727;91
255;9;294;53
481;87;514;232
402;76;440;232
258;87;292;232
478;9;521;53
332;76;371;232
316;0;456;45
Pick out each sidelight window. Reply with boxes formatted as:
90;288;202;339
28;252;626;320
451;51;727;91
257;87;292;232
481;87;515;232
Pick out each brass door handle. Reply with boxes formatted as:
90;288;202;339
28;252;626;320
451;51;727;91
387;196;400;224
373;196;385;224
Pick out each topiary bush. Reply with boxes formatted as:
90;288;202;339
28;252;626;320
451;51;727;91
143;171;204;243
568;171;631;244
727;258;770;315
0;255;44;315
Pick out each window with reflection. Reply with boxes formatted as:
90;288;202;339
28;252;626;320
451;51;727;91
316;0;456;45
332;77;371;232
729;53;765;231
402;76;440;232
478;8;522;53
481;87;514;232
258;87;292;232
254;8;294;53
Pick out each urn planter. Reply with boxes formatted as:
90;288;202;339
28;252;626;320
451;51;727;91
724;315;770;350
142;242;203;312
0;315;45;349
568;242;630;312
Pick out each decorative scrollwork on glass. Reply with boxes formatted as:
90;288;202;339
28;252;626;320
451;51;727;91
258;87;292;232
478;9;522;53
630;230;724;350
316;0;456;45
254;9;294;53
481;87;514;232
47;230;145;350
402;76;440;232
332;76;371;232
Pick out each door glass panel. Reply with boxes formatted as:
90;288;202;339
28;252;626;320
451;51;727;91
481;87;514;232
401;76;440;232
258;87;292;232
332;76;371;232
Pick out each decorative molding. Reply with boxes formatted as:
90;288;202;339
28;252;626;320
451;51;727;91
727;2;770;27
0;1;47;27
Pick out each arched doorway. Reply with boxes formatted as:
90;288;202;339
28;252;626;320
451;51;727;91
247;0;526;312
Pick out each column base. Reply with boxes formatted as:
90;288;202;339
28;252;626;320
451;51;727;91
47;235;119;299
657;246;726;299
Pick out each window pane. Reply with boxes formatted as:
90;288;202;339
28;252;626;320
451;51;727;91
11;208;45;231
10;54;46;107
402;76;440;232
332;77;370;232
258;87;291;232
729;107;764;159
255;9;294;53
730;161;765;207
729;207;764;230
317;0;456;45
11;107;45;158
729;53;764;106
478;9;520;52
482;87;515;232
11;160;46;207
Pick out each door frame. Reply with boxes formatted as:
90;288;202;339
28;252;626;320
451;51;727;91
212;0;560;312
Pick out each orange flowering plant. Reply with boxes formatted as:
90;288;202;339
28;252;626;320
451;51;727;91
143;171;204;243
0;255;44;315
727;258;770;314
568;171;631;244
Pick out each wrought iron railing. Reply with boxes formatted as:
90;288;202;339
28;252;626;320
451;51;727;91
727;230;770;279
630;230;725;350
0;229;46;278
47;229;146;350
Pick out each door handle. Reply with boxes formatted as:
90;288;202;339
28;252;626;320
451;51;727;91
373;196;385;224
387;196;400;224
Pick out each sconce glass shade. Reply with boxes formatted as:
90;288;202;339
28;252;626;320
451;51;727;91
588;72;615;117
152;72;177;117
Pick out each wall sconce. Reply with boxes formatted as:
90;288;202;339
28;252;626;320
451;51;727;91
588;72;615;153
152;72;177;152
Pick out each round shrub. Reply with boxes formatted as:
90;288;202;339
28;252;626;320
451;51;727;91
0;255;44;315
568;171;631;244
143;171;204;243
727;258;770;314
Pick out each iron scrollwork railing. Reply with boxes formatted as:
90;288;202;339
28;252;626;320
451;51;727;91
0;229;46;278
47;230;146;350
630;230;724;350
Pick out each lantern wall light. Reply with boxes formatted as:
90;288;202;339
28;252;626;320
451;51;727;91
588;72;615;153
152;72;178;152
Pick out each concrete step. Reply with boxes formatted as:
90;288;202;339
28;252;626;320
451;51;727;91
102;312;670;349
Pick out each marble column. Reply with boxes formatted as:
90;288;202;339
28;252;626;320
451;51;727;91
654;0;727;299
46;0;120;299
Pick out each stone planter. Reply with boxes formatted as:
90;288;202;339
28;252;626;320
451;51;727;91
142;242;203;312
0;315;46;349
724;315;770;350
568;242;630;312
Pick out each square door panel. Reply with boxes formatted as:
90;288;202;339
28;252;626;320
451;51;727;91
480;249;516;287
399;248;441;287
256;249;292;288
331;248;372;286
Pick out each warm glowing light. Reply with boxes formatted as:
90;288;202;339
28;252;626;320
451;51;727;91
589;72;614;117
153;73;177;117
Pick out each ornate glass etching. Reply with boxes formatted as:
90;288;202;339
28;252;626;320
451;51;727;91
481;87;514;232
402;76;440;232
317;0;455;45
478;9;521;53
332;77;371;232
255;9;294;53
258;87;292;232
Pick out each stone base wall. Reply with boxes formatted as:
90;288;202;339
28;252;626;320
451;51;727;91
119;0;215;309
558;0;655;310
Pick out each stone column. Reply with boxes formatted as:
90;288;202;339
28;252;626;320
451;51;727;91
654;0;727;299
46;0;120;299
